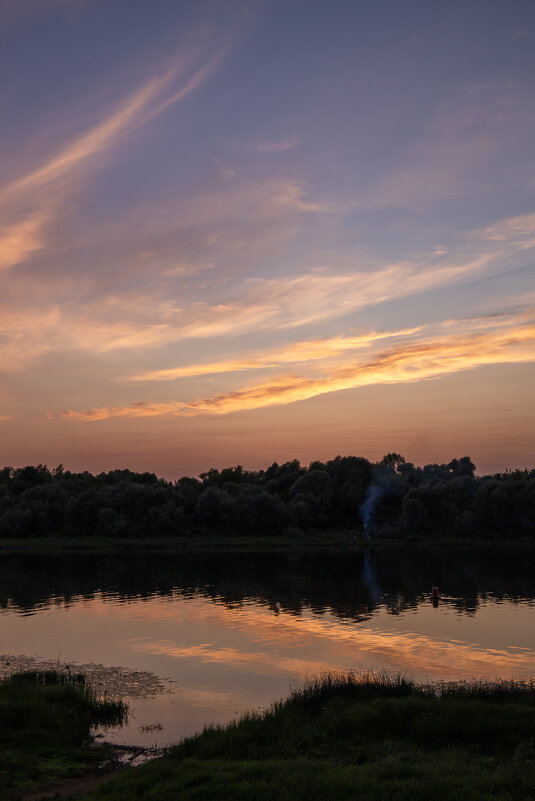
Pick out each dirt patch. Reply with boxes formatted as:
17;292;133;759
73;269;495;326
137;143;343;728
12;765;126;801
9;744;165;801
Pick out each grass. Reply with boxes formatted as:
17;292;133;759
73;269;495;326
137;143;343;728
1;533;535;555
0;533;351;554
81;671;535;801
0;670;127;797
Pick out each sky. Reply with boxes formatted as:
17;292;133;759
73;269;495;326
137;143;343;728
1;0;534;478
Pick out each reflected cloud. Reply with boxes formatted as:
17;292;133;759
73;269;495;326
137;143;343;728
90;595;535;681
133;631;535;679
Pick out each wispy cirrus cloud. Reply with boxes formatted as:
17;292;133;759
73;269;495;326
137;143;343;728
0;255;477;368
3;69;177;197
1;206;533;373
126;327;422;381
363;83;535;211
125;309;526;383
0;35;232;273
97;251;494;349
61;314;535;421
472;211;535;248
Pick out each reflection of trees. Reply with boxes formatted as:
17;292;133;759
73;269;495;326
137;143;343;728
1;549;535;621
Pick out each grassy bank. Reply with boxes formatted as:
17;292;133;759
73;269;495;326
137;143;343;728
82;672;535;801
0;670;127;798
0;533;350;554
1;533;535;555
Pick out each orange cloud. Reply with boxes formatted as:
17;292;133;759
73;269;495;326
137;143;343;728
0;214;48;271
0;250;492;368
127;327;422;381
62;318;535;421
124;311;526;384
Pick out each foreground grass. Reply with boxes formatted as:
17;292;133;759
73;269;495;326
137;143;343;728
0;670;127;797
83;672;535;801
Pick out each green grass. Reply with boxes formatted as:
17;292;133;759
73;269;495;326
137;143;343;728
82;672;535;801
0;670;127;797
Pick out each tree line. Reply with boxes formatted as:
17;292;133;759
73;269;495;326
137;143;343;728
0;454;533;539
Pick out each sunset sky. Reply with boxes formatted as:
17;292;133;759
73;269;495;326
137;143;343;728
1;0;534;477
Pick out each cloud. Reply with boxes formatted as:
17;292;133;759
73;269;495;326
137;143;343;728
255;136;300;153
62;315;535;421
1;192;534;391
0;214;48;271
127;327;422;381
107;252;495;349
61;253;495;349
0;0;88;27
169;179;327;228
1;204;532;373
471;211;535;249
4;71;175;196
126;309;532;383
362;83;535;211
0;38;231;273
8;55;227;197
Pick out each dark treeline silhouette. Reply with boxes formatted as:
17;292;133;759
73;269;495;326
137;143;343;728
0;453;533;539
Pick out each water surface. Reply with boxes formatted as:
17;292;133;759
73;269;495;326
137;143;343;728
1;549;535;747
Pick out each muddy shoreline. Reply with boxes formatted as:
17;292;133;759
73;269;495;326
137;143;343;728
12;741;166;801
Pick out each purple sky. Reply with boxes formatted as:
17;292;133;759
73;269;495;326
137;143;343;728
1;0;534;477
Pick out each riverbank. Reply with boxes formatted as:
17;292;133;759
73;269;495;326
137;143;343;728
1;532;535;555
0;533;348;554
4;671;535;800
80;672;535;801
0;671;127;800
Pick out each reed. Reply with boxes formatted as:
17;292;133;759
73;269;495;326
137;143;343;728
83;671;535;801
0;670;127;795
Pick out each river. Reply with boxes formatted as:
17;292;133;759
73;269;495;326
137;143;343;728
1;547;534;747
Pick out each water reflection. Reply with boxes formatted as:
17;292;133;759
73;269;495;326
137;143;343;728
1;548;535;619
1;548;535;747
